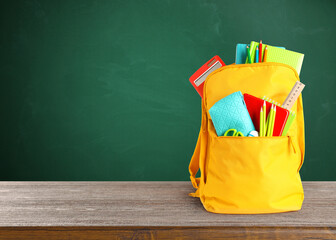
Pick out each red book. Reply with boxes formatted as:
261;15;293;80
189;56;225;98
244;94;289;136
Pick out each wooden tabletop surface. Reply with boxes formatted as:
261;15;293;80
0;181;335;239
0;181;335;227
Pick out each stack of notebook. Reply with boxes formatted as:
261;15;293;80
235;41;304;75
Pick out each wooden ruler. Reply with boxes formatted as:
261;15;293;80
282;81;305;110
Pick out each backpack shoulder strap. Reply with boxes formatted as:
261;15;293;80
189;127;202;189
189;98;208;197
296;94;305;171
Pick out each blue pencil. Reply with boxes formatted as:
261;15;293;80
256;47;259;63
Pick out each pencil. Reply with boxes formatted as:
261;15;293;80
255;47;259;63
259;40;262;62
263;100;266;136
266;106;271;136
260;107;263;137
270;105;277;136
266;105;274;137
263;46;268;62
246;45;252;64
270;105;275;136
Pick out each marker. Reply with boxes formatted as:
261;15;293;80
247;45;252;64
263;46;268;62
259;40;262;62
255;47;259;63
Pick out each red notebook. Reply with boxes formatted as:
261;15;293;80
243;94;289;136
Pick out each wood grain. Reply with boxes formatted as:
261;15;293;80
0;182;335;239
0;227;335;240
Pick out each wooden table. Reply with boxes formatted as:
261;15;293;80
0;182;335;239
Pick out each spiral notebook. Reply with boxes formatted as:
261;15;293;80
243;94;289;136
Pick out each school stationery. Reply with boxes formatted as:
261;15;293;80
247;46;252;63
267;105;276;136
244;94;289;136
265;45;304;75
242;41;285;64
259;107;264;136
255;47;259;63
224;129;244;137
271;105;277;135
248;130;258;137
282;81;305;110
189;63;305;214
189;56;225;98
209;91;255;137
263;46;268;62
235;43;249;64
266;104;273;136
281;111;296;136
259;40;262;61
262;100;266;136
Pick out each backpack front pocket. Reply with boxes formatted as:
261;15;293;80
201;135;304;214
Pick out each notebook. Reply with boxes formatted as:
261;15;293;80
243;94;289;136
281;111;296;136
235;44;249;64
266;45;304;75
236;43;285;64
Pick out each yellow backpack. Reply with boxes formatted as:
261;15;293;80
189;62;305;214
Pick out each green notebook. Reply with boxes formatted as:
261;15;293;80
245;41;304;75
267;46;304;75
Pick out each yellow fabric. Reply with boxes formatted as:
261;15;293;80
189;62;305;214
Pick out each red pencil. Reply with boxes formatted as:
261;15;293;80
259;40;262;62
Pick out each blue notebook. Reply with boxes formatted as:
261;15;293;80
235;43;285;64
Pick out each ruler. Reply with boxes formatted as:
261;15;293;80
282;81;305;110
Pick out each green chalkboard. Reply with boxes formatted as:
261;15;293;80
1;0;335;180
